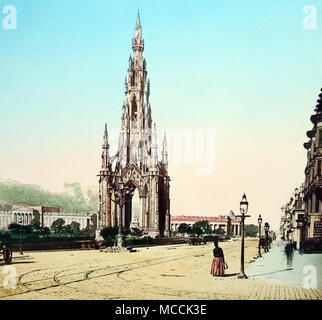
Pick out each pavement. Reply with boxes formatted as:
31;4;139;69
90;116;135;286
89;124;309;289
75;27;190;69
0;238;321;300
246;239;322;289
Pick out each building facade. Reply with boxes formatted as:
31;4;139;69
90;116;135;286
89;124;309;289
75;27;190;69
171;214;241;236
0;205;95;230
280;186;305;249
281;88;322;248
303;88;322;240
0;211;13;229
97;15;170;239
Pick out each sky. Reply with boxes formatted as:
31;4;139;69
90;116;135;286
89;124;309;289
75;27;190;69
1;0;322;231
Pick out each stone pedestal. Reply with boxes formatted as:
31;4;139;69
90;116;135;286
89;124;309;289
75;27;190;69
164;230;171;237
95;228;104;241
130;216;140;229
116;233;124;248
147;229;159;238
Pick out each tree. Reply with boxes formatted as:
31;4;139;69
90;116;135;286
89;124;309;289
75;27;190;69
30;212;41;226
42;227;50;237
31;221;41;232
177;223;191;236
8;223;32;234
70;221;80;234
194;221;212;235
0;230;12;244
100;227;118;245
51;218;65;233
191;225;203;237
8;223;22;234
245;224;258;237
63;224;72;234
214;227;226;235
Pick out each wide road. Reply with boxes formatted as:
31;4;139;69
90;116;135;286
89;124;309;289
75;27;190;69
0;238;321;300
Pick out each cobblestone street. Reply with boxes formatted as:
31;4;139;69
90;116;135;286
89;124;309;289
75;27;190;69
0;238;321;300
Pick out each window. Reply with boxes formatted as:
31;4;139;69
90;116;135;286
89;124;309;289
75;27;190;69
131;71;135;86
131;96;137;121
315;197;320;213
319;130;322;147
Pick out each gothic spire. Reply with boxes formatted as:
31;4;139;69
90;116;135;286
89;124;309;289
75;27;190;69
162;132;168;165
153;123;157;145
132;11;144;52
103;123;109;147
101;123;110;170
137;9;141;28
151;122;158;167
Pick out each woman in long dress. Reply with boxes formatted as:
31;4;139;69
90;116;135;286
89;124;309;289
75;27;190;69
210;240;225;276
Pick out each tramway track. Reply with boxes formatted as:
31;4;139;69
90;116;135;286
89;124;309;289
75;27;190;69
0;252;203;298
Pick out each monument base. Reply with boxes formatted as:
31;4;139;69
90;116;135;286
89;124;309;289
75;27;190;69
116;233;124;248
147;229;160;238
163;230;171;237
95;228;104;242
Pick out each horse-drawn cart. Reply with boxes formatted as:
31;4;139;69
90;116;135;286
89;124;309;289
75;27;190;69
188;236;203;245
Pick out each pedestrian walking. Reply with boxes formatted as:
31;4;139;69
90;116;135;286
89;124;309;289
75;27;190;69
284;242;294;270
210;240;225;276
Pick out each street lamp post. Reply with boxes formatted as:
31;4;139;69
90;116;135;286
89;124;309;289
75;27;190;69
258;214;262;258
236;193;250;279
18;217;23;255
264;222;270;253
116;183;124;249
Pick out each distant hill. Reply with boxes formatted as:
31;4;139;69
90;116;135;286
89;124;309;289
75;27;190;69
63;182;98;203
0;180;98;213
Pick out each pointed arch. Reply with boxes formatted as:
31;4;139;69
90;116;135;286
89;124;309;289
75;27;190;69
131;95;137;121
131;70;135;86
142;183;149;197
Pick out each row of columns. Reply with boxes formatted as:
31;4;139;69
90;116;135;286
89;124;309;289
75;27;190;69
0;215;12;227
0;212;93;230
230;224;241;236
14;212;33;225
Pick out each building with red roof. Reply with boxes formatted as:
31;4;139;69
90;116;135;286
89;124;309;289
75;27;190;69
171;213;241;236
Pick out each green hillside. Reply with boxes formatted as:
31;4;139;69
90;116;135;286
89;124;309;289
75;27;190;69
0;181;98;213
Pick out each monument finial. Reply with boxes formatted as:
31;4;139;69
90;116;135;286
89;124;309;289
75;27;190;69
162;132;168;165
103;123;109;147
132;11;144;52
